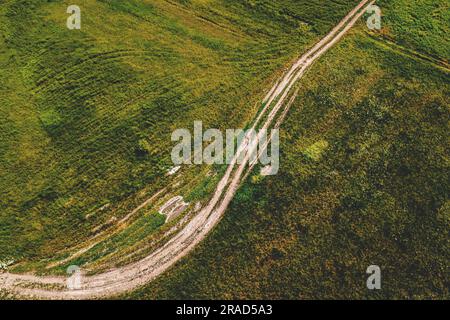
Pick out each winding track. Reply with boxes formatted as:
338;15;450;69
0;0;373;299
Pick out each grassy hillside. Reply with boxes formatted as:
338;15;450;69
0;0;357;271
126;1;449;299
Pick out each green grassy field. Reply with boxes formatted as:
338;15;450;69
0;0;357;272
0;0;448;299
378;0;449;60
125;1;449;299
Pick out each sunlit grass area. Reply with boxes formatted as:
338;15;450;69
0;0;356;269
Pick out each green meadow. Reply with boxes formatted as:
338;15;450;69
126;1;449;299
0;0;356;270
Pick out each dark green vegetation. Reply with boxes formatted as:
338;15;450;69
1;0;448;299
0;0;357;270
127;2;449;299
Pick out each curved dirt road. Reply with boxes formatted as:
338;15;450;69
0;0;373;299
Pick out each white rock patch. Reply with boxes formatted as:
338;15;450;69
159;196;189;221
